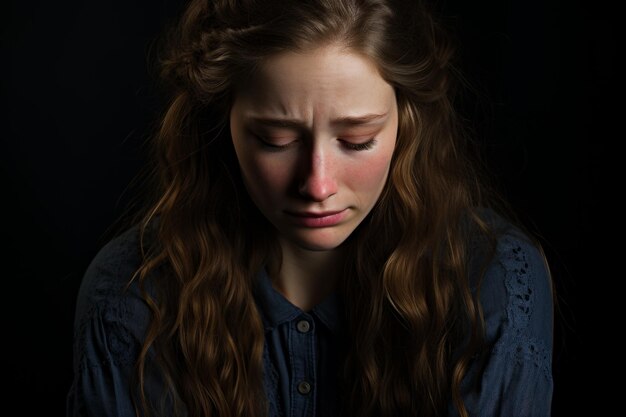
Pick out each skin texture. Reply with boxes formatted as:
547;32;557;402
230;44;398;309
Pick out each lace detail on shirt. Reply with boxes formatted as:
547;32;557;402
263;345;284;417
491;235;552;382
75;237;141;370
501;238;534;330
99;288;138;366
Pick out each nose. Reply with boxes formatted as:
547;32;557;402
298;147;338;202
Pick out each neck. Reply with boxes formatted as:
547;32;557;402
271;238;344;312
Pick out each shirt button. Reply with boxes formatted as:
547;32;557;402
297;320;311;333
297;381;312;395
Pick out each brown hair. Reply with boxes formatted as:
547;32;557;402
132;0;501;416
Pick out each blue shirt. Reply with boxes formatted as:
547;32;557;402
67;222;553;416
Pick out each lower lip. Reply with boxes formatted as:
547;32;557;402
286;209;348;228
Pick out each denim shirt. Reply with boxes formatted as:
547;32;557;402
254;269;346;417
67;223;553;417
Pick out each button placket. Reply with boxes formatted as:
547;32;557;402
290;314;317;416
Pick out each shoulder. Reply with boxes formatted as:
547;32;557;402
72;224;154;369
75;225;149;327
77;225;144;303
452;212;554;416
68;224;169;416
475;213;553;350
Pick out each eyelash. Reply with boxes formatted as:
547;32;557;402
255;136;377;152
342;138;377;151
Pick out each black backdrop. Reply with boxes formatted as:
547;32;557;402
2;1;615;415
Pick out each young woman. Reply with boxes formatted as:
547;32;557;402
67;1;553;416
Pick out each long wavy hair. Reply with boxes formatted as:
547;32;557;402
131;0;503;416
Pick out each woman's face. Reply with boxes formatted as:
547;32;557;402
230;44;398;251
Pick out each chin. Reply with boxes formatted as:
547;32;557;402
287;229;352;252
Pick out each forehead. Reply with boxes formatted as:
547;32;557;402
234;44;395;117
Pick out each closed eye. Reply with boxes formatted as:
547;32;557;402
255;135;297;151
342;138;377;151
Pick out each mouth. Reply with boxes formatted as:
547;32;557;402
284;209;348;227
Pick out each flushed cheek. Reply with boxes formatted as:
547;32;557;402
344;153;392;205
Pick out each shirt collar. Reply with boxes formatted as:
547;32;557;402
310;290;343;335
252;267;344;335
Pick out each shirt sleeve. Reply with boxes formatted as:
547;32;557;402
450;229;554;417
66;228;158;417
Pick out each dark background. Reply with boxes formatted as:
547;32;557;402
2;0;614;415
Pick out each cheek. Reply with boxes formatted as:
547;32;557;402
344;150;394;199
240;154;294;200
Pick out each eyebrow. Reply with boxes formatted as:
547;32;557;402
248;112;388;128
